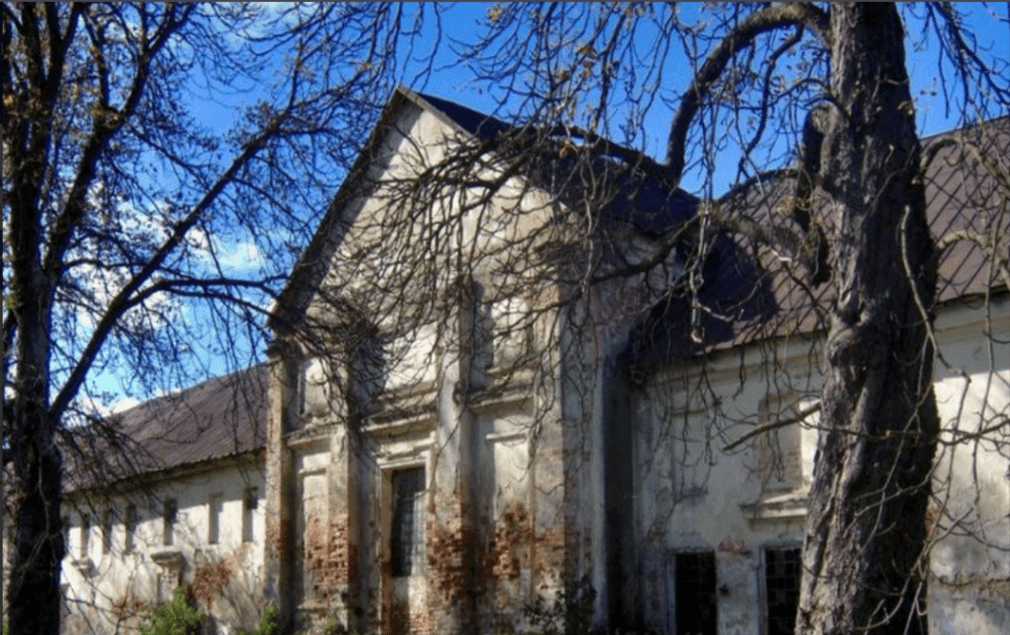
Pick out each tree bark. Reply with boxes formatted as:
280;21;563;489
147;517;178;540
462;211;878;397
798;5;939;635
7;103;65;635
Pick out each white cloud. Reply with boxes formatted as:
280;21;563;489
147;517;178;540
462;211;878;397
189;227;266;274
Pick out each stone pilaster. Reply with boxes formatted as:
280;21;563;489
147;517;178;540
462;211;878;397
424;350;476;635
322;422;362;631
263;341;297;626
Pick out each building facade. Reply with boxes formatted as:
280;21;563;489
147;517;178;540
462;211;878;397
13;89;1006;635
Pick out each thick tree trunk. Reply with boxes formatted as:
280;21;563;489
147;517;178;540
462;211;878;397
798;5;939;635
8;406;65;635
8;293;65;635
7;210;65;635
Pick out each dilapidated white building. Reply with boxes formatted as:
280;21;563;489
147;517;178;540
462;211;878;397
259;88;1009;635
22;88;1008;635
49;368;268;635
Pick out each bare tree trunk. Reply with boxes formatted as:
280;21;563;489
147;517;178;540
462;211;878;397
8;196;64;635
799;5;939;634
8;405;64;635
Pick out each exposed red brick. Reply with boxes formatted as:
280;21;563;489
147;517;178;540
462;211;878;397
191;559;234;610
490;501;532;580
925;505;939;534
111;592;149;621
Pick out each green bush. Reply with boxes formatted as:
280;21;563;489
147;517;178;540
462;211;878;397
138;586;204;635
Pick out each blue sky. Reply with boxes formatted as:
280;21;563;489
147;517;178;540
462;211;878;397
189;3;1007;191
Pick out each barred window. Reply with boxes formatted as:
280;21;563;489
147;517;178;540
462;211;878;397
390;468;425;577
676;551;717;635
765;547;802;635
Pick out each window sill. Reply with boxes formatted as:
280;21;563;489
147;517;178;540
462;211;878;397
741;489;809;525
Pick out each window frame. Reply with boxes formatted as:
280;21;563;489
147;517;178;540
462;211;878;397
762;544;803;635
61;515;70;553
79;512;91;560
208;494;223;545
125;505;138;553
389;466;426;578
102;508;114;555
674;549;718;635
242;487;258;543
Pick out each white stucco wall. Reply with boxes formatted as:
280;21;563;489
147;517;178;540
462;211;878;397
633;294;1009;635
928;297;1010;635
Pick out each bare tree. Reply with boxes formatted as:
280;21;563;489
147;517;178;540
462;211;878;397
1;3;451;634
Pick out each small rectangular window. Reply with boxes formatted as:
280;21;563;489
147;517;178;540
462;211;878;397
125;505;137;552
765;547;802;635
208;495;223;545
676;551;717;635
390;467;426;577
80;513;91;559
243;487;258;543
163;499;177;547
102;508;114;554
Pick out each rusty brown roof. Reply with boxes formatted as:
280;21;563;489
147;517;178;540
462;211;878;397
925;119;1010;302
63;365;267;491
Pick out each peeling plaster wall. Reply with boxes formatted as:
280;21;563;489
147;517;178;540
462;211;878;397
57;461;265;635
631;296;1009;635
267;95;584;635
928;297;1010;635
633;354;814;635
472;398;536;632
46;293;1003;635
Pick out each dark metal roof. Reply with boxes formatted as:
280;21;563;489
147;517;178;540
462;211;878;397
416;92;512;140
63;365;267;491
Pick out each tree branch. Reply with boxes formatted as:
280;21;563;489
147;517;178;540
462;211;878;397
665;3;829;183
49;115;284;421
724;401;821;452
42;5;192;286
935;229;1010;292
